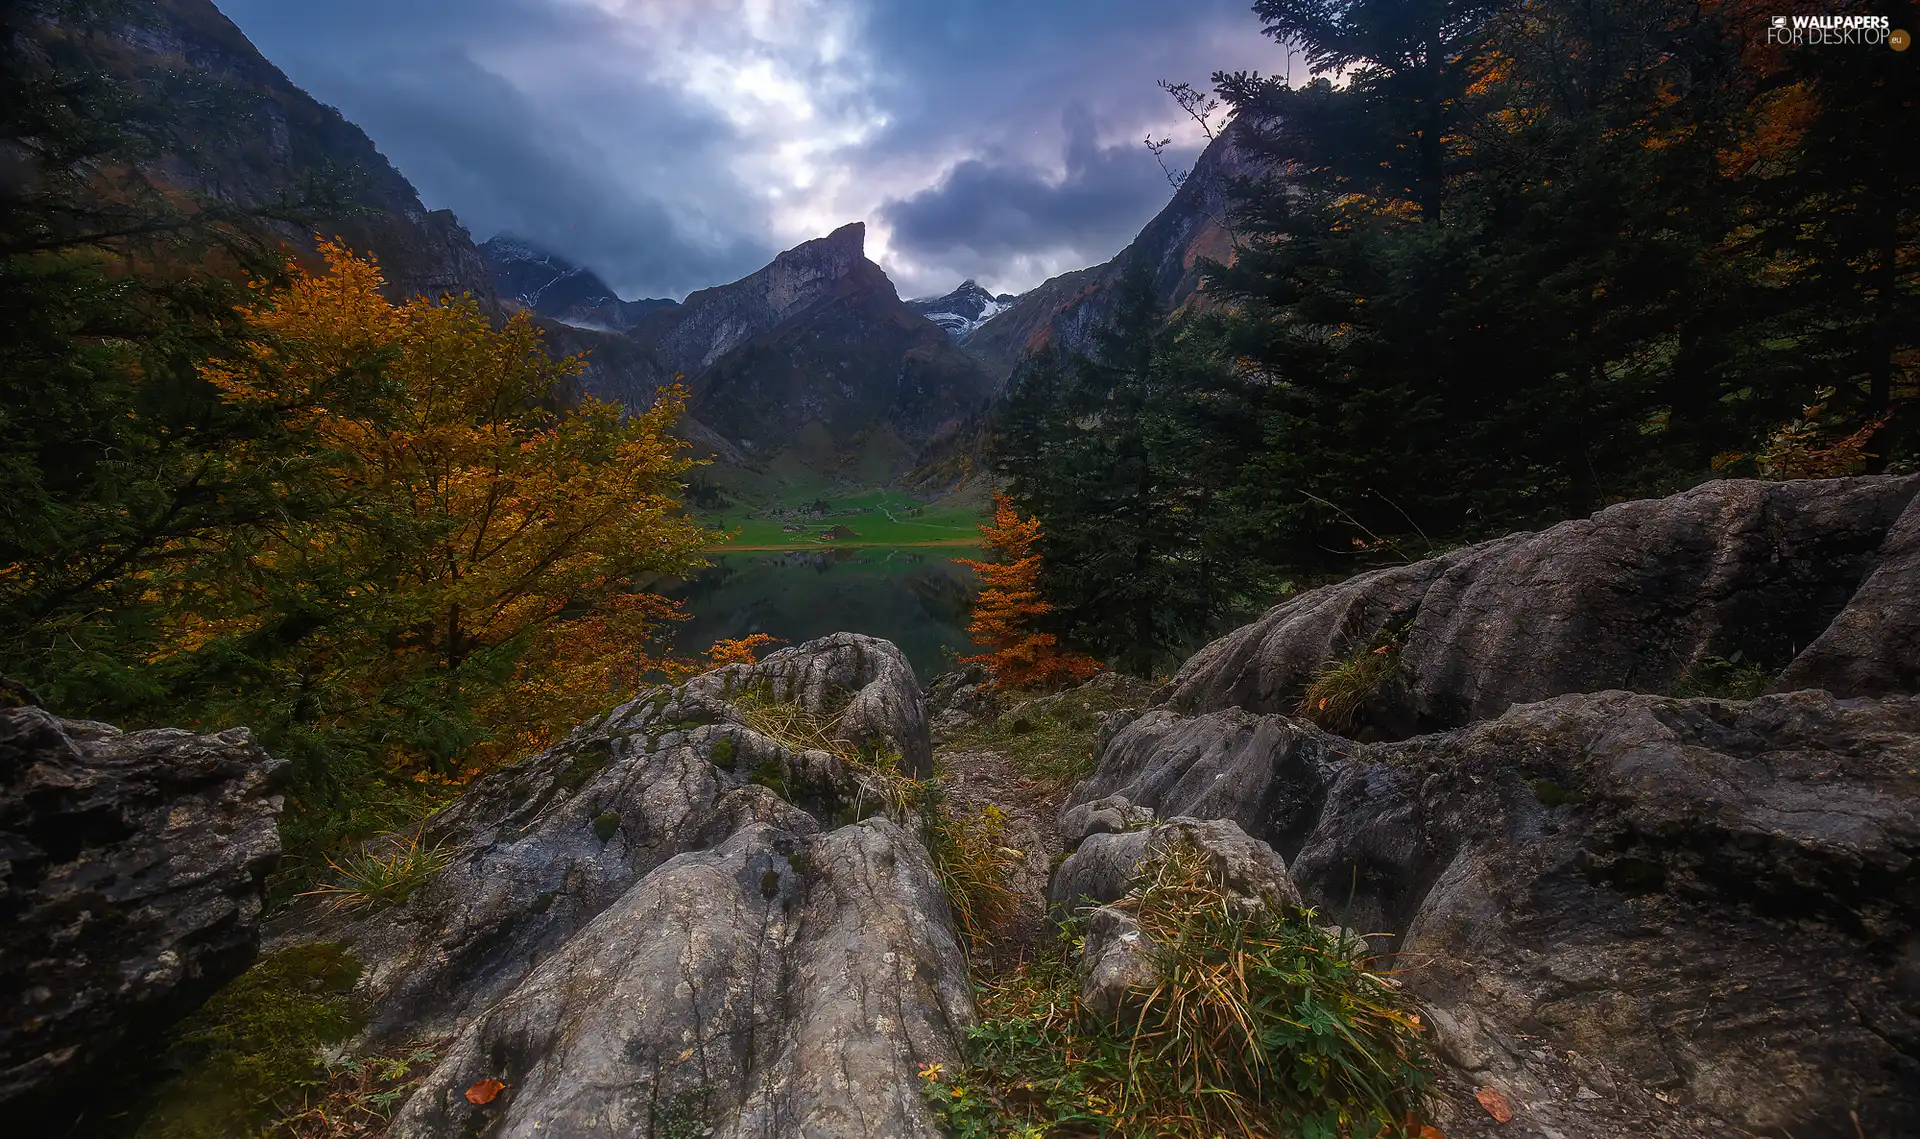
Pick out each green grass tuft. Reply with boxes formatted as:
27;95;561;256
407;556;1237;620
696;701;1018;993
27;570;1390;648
922;842;1434;1138
1299;629;1403;734
1672;651;1774;699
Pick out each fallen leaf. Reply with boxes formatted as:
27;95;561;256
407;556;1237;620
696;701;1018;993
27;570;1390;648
1420;1127;1450;1139
465;1078;507;1106
1476;1085;1515;1124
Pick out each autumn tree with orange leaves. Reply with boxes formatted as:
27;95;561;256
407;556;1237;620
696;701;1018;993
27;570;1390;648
164;239;722;779
957;494;1102;690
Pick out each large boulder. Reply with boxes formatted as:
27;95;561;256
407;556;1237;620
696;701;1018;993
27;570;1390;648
0;706;288;1122
1061;689;1920;1138
1159;475;1920;734
279;634;971;1138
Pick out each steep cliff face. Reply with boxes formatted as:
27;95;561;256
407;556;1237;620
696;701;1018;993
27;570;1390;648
481;235;677;331
26;0;499;306
966;122;1258;382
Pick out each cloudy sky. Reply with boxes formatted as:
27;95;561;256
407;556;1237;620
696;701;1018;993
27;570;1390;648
219;0;1284;301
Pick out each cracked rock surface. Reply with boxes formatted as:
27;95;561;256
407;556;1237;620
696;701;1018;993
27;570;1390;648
275;633;968;1138
0;706;287;1124
1061;689;1920;1138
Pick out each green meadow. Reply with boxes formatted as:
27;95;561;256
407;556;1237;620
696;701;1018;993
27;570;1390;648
699;485;989;550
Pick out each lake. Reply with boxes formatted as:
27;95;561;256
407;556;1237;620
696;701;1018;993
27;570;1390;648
668;547;981;681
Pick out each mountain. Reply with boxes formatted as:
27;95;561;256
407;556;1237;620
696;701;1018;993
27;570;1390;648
906;281;1019;340
965;121;1258;383
29;0;500;307
480;235;677;331
582;222;998;475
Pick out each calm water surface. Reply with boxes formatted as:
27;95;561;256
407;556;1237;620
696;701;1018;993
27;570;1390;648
669;547;981;681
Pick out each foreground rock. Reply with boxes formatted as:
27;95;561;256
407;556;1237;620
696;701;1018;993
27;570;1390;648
1160;475;1920;734
0;705;287;1123
279;634;969;1138
1062;689;1920;1138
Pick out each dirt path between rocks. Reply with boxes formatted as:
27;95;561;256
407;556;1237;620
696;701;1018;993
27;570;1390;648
933;744;1073;974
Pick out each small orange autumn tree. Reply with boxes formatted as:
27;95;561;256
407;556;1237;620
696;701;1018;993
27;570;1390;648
179;238;713;773
956;494;1101;690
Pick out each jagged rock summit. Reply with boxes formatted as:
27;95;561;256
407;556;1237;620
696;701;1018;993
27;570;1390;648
906;279;1019;340
480;234;676;331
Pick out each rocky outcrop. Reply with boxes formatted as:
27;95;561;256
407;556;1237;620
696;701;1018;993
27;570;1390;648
1773;480;1920;697
1060;689;1920;1138
279;634;968;1138
1160;474;1920;735
0;706;288;1122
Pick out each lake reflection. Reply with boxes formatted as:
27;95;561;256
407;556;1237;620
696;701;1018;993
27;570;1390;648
669;547;981;681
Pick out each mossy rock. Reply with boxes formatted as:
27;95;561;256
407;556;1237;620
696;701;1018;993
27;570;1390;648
592;811;621;843
555;738;614;794
711;736;737;770
1531;779;1588;809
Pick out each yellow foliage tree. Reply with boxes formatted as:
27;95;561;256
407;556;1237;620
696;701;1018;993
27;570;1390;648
182;239;711;770
956;494;1102;691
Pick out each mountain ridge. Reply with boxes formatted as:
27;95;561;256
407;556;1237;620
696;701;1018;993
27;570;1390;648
480;235;677;331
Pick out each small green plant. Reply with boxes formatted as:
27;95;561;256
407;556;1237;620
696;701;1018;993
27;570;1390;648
1300;626;1404;734
138;945;366;1138
274;1045;441;1138
922;843;1434;1138
655;1089;716;1139
921;789;1023;956
1672;651;1773;699
710;735;737;769
298;833;451;913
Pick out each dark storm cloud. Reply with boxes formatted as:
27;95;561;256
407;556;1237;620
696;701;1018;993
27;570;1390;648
880;105;1198;267
288;47;772;299
216;0;1286;299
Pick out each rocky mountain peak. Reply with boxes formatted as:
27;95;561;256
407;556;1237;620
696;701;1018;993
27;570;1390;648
907;277;1021;340
757;221;870;319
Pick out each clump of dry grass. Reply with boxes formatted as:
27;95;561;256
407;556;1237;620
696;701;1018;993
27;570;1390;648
923;790;1023;956
1299;629;1402;734
298;834;451;913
